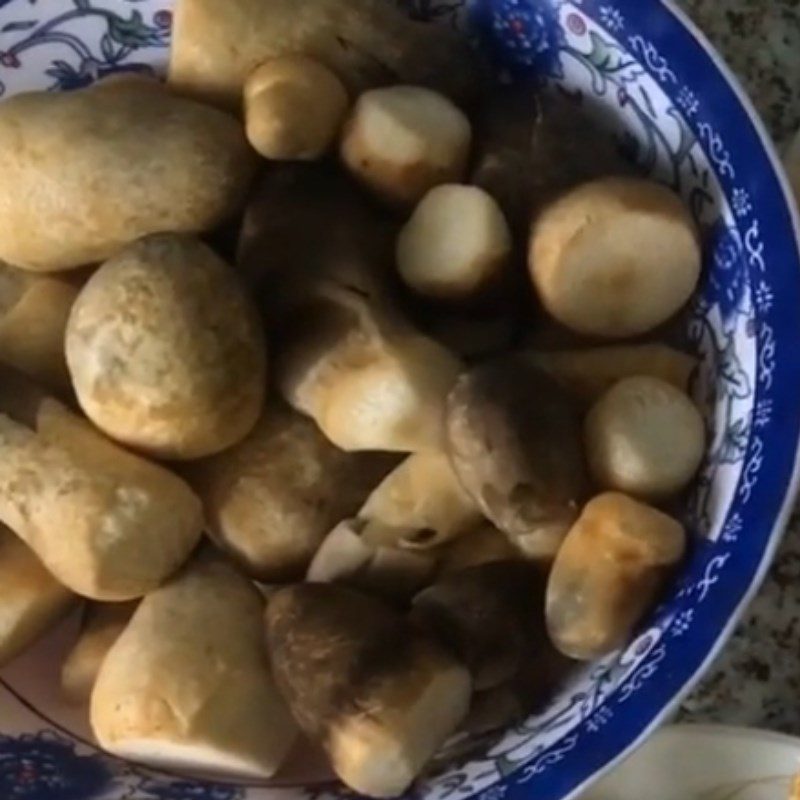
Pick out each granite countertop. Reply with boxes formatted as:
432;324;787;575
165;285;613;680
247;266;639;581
681;0;800;145
677;0;800;732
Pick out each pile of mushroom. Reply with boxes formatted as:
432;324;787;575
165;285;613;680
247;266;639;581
0;0;707;796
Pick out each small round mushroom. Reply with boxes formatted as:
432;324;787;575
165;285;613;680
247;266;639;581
546;493;686;660
340;85;472;207
445;356;588;559
529;176;702;338
396;185;512;302
585;376;705;499
66;233;267;460
244;56;350;161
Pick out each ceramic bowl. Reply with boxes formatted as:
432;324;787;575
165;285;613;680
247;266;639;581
584;724;800;800
1;2;799;800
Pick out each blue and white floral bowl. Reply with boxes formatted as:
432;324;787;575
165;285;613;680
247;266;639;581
1;1;800;799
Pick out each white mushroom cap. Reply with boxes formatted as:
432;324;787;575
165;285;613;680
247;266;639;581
585;376;705;499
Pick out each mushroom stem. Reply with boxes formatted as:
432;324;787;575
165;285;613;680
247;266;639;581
0;367;203;600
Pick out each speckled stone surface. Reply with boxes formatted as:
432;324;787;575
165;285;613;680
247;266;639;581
677;0;800;732
680;0;800;145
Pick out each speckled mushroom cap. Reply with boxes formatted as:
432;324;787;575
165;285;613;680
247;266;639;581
65;233;267;460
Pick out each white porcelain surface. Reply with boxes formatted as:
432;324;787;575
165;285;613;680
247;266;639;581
584;725;800;800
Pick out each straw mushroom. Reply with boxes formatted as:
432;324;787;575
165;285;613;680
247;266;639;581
277;288;461;452
187;404;395;582
61;602;137;704
341;86;472;207
0;367;203;600
0;526;74;667
546;493;686;660
266;583;471;797
66;234;267;460
91;556;298;778
244;56;349;160
445;356;587;559
585;377;705;499
0;79;255;271
529;177;702;338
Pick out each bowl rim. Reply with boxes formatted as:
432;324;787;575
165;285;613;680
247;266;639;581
585;722;800;798
527;1;800;796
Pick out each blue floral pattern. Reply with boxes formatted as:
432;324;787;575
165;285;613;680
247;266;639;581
0;732;112;799
134;778;245;800
0;0;170;98
2;2;800;800
488;0;566;75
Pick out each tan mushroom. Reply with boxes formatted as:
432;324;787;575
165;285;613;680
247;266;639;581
546;493;686;660
529;176;702;338
0;367;203;601
266;583;471;797
187;404;395;582
0;526;75;667
244;56;350;161
66;234;267;460
169;0;482;109
0;79;255;272
341;86;472;207
92;556;298;779
61;602;137;704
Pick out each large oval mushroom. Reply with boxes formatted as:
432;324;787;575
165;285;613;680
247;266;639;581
445;356;587;559
66;234;267;460
0;79;255;272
